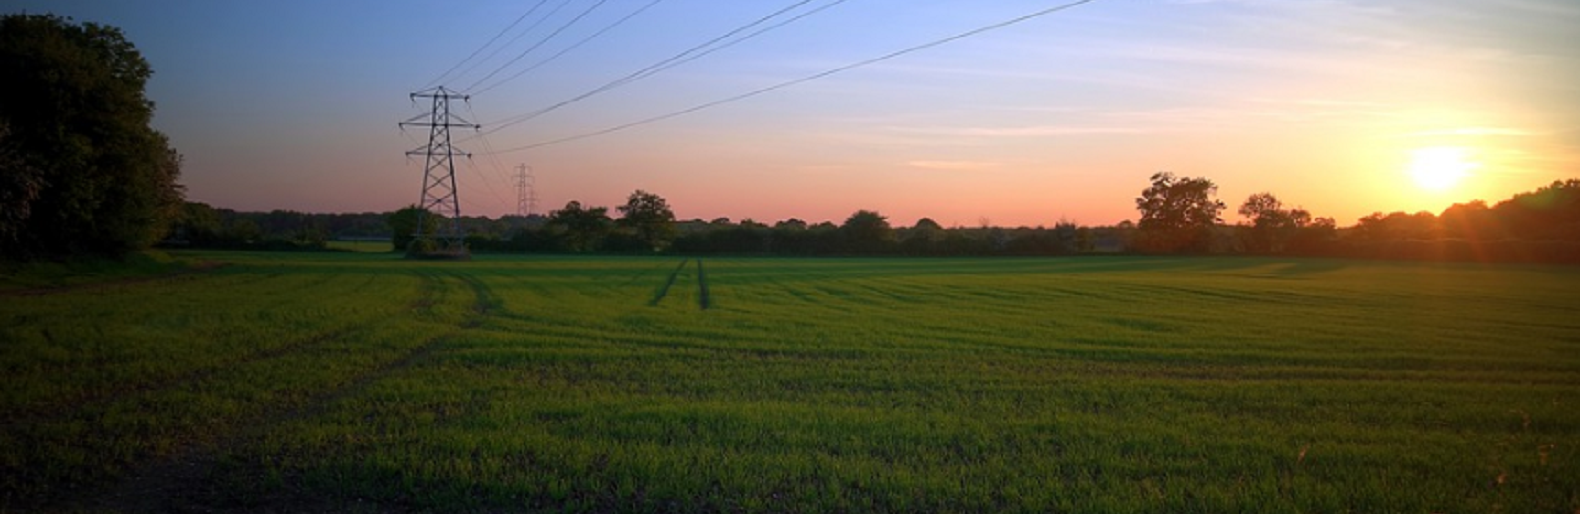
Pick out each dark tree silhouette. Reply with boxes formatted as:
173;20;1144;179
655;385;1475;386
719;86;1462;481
1352;211;1438;242
0;14;184;260
774;219;808;231
1494;179;1580;240
1438;200;1504;241
0;122;41;246
387;205;440;252
1237;192;1311;254
901;217;944;255
841;210;895;254
1134;172;1224;253
616;190;677;252
547;201;612;252
912;218;944;232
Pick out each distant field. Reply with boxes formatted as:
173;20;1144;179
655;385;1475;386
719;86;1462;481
326;239;394;253
2;252;1576;512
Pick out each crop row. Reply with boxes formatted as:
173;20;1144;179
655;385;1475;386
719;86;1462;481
646;258;712;311
3;253;1577;512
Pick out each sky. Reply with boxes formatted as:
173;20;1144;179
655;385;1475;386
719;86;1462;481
9;0;1579;227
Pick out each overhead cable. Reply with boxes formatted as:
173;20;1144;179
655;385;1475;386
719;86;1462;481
422;0;551;90
486;0;1100;154
467;0;827;140
446;0;578;90
463;0;616;93
468;0;668;96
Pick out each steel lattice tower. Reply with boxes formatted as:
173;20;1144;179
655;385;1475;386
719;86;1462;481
514;164;538;217
400;86;478;254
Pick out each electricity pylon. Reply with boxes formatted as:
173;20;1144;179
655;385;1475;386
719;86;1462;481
400;86;478;255
514;164;538;217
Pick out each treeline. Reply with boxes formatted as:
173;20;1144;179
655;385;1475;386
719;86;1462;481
1322;179;1580;262
164;202;539;251
165;177;1580;263
466;177;1580;263
1131;174;1580;263
474;212;1128;257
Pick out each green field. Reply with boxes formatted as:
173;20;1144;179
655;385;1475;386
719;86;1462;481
2;252;1577;512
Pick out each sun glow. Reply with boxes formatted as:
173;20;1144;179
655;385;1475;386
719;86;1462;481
1408;146;1477;191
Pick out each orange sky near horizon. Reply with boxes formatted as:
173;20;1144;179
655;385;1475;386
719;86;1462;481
13;0;1576;228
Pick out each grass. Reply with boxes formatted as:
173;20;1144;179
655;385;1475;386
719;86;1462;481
2;252;1577;512
0;250;194;292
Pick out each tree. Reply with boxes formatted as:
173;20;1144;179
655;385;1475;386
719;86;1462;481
1494;179;1580;240
901;217;944;255
1236;192;1311;254
1053;218;1087;253
1438;200;1505;241
1287;216;1337;254
840;210;895;254
0;14;184;260
616;189;677;251
547;200;612;252
171;201;223;245
912;218;944;232
773;218;807;231
0;121;42;246
1134;172;1224;253
387;205;441;251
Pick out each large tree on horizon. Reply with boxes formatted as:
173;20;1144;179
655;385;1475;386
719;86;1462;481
1237;192;1311;254
0;14;184;260
616;190;677;252
1134;172;1224;253
840;210;895;254
547;200;612;252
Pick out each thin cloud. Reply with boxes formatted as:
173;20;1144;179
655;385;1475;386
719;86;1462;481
907;160;1002;171
894;125;1149;138
1402;127;1539;137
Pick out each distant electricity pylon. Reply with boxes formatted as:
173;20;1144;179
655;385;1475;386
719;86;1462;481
514;164;538;217
400;86;479;255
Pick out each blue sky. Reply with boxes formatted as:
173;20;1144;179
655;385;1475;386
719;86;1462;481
10;0;1578;226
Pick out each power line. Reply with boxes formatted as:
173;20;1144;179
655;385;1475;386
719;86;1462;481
462;0;615;93
466;0;827;140
650;0;852;76
461;156;517;216
485;0;1100;154
446;0;575;91
466;104;526;188
459;105;530;216
459;139;512;208
468;0;668;96
422;0;551;90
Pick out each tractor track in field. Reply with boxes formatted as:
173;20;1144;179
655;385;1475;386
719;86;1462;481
452;271;503;327
697;259;712;310
64;269;503;513
648;258;689;306
644;258;713;310
619;260;674;288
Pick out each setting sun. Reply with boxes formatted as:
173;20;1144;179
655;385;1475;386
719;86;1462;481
1408;146;1478;191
